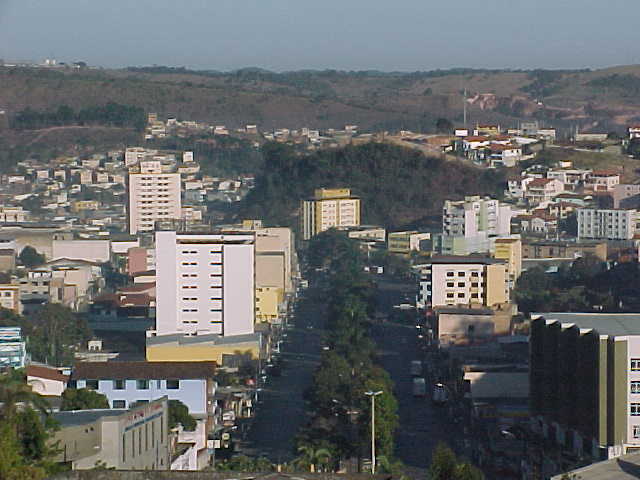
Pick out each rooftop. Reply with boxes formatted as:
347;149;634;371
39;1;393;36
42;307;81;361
72;361;217;380
427;255;505;265
53;408;125;427
535;313;640;336
551;451;640;480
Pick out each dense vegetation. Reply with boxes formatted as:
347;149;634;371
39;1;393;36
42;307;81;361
150;135;263;177
0;369;61;479
241;142;506;229
11;103;146;131
295;231;399;472
0;304;92;367
588;74;640;97
515;256;640;314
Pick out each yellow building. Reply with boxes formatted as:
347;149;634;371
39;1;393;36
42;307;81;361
146;333;261;364
71;200;100;212
302;188;360;240
255;286;283;323
493;238;522;287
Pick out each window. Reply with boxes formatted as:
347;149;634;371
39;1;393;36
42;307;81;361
634;425;640;439
471;271;479;277
166;380;180;390
632;359;640;371
446;293;454;299
471;283;479;288
86;380;98;390
631;403;640;416
457;293;465;298
632;382;640;394
113;380;125;390
113;400;126;408
458;272;465;277
457;282;465;287
137;380;149;390
446;282;454;287
471;293;479;299
446;272;454;277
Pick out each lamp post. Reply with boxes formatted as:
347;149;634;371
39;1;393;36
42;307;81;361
364;390;383;474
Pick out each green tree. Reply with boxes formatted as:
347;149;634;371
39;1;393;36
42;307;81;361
18;246;45;268
25;304;92;366
168;399;197;431
428;443;483;480
0;422;46;480
60;388;109;411
0;369;50;422
435;117;453;133
295;445;332;472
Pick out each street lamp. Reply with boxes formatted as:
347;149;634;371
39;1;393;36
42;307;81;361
364;390;383;474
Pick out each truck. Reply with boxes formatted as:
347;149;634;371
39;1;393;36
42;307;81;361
410;360;422;377
432;382;449;405
412;377;426;397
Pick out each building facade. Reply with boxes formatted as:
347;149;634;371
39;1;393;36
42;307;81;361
302;188;361;240
128;161;181;235
0;327;26;368
530;314;640;459
51;397;170;470
154;231;255;338
577;209;637;240
493;238;522;287
418;256;509;309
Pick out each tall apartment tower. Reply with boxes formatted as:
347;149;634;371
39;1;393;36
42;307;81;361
154;231;255;337
128;160;181;235
438;196;512;255
302;188;360;240
577;208;637;240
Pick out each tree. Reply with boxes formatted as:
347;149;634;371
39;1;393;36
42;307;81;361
295;445;332;472
18;246;45;268
428;443;483;480
0;422;46;480
0;369;50;423
435;118;453;133
60;388;109;411
25;304;92;366
168;399;197;431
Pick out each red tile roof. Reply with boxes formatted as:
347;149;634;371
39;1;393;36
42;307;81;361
26;365;69;382
528;178;556;187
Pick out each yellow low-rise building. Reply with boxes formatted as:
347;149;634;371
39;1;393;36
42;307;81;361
71;200;100;212
255;286;283;323
146;333;261;364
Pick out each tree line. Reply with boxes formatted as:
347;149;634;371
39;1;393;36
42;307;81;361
294;230;400;473
11;103;146;131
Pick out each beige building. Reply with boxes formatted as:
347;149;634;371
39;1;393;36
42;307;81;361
51;397;170;470
0;206;27;223
0;284;21;313
493;238;522;287
418;256;509;308
302;188;360;240
128;160;181;235
255;286;283;323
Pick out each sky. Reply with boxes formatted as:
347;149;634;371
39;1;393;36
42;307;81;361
1;0;639;72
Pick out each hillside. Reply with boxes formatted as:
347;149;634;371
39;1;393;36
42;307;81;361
2;65;640;134
239;142;506;229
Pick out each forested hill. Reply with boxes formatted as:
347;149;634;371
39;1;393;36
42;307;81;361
239;142;506;229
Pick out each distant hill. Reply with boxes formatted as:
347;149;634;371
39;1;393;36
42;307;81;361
2;65;640;134
239;142;506;229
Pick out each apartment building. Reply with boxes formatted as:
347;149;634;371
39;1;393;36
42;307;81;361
522;239;607;261
525;178;564;205
438;196;512;255
613;184;640;209
302;188;360;240
418;256;509;309
153;231;255;338
0;327;26;368
51;397;170;470
546;168;591;192
128;160;181;235
530;314;640;459
577;208;637;240
585;171;620;192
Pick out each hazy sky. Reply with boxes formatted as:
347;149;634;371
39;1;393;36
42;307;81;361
1;0;639;72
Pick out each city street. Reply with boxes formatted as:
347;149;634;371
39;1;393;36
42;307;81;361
372;276;459;473
241;286;324;463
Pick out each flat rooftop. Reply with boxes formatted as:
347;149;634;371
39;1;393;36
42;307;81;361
536;313;640;336
53;409;125;427
551;451;640;479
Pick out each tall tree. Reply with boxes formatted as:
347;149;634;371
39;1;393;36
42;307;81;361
60;388;109;411
18;246;45;268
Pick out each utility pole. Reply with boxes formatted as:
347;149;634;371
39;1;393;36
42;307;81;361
463;88;467;126
365;390;383;474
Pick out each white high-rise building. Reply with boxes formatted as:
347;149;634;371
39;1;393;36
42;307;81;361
438;196;512;255
153;231;255;337
128;160;181;235
577;208;637;240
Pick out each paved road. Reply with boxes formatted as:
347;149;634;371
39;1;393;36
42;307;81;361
241;287;324;462
373;276;457;473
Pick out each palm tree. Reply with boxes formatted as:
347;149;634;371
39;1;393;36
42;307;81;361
295;445;332;473
0;368;50;426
